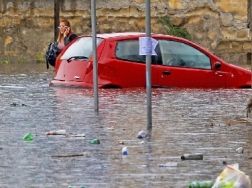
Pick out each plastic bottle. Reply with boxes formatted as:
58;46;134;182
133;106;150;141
69;133;85;137
181;153;203;160
23;133;33;141
188;180;214;188
137;130;147;139
235;147;244;154
122;146;128;156
89;139;100;144
158;162;178;167
47;129;66;135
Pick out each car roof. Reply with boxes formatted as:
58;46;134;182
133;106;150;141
96;32;145;39
81;32;211;55
94;32;198;47
81;32;188;41
94;32;181;40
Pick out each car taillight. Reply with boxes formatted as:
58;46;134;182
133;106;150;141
86;61;93;74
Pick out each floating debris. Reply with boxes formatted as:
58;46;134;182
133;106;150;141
23;133;33;142
10;102;28;107
246;98;252;118
68;186;87;188
205;122;215;127
89;139;100;144
188;180;213;188
119;141;125;145
46;129;66;135
181;153;203;160
212;163;251;188
158;162;178;167
122;146;128;156
52;153;85;158
236;147;244;154
137;130;147;139
10;102;18;107
222;161;227;165
68;133;85;138
224;118;250;126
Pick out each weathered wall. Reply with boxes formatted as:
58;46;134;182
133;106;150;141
0;0;251;65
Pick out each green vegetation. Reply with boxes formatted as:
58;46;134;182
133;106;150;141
158;16;191;39
35;52;45;63
0;59;9;64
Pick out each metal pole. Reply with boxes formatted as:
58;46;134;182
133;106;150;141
91;0;99;112
251;52;252;89
54;0;60;41
145;0;152;130
248;0;252;88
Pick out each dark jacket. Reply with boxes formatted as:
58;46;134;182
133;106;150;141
45;33;78;68
64;33;78;46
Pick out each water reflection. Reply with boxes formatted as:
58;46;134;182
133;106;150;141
0;63;251;187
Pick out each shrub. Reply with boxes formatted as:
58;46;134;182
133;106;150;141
158;16;191;39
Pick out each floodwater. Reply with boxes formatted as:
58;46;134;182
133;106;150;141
0;63;251;188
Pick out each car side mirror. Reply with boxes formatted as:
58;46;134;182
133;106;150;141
214;62;222;70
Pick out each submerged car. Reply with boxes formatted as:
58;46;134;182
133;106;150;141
50;32;252;88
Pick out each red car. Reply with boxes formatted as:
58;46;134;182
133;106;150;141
51;32;252;88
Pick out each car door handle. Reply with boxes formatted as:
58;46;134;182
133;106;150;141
162;71;171;76
215;72;224;77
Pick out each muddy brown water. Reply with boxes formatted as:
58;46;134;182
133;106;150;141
0;63;251;187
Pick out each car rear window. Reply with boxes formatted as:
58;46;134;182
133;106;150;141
60;37;103;60
116;40;146;63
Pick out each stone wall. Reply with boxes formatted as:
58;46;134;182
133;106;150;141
0;0;251;65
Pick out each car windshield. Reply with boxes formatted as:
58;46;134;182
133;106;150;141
60;37;103;60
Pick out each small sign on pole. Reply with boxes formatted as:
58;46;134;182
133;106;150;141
139;37;158;56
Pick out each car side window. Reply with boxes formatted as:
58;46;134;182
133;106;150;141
159;40;211;69
116;40;146;63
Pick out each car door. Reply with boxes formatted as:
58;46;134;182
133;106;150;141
111;39;159;87
155;40;229;88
